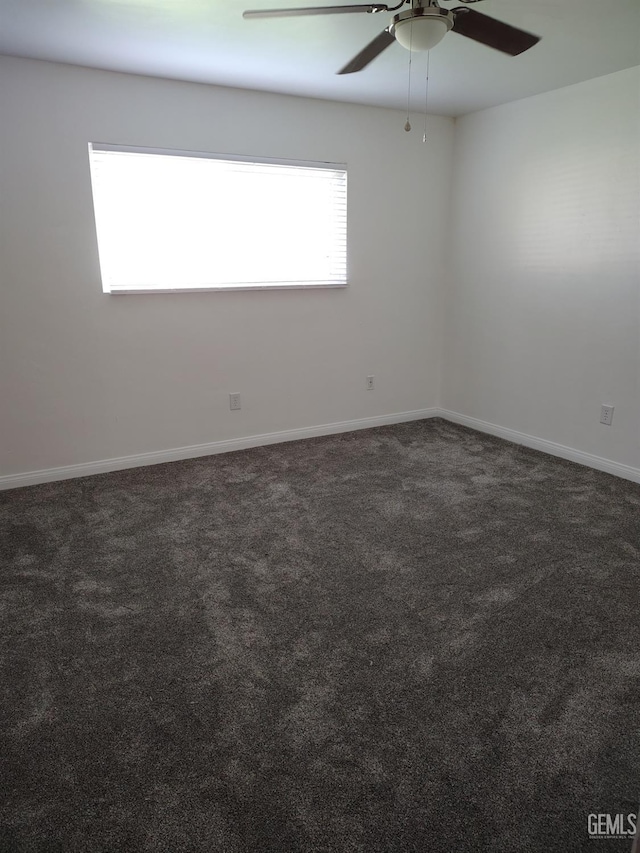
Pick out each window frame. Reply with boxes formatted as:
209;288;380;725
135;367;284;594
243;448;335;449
88;143;348;295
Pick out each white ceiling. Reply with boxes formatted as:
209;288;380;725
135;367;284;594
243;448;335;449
1;0;638;116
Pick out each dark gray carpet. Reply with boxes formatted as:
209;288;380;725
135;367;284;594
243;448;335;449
1;418;639;852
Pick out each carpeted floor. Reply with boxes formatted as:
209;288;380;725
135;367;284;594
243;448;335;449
1;418;639;852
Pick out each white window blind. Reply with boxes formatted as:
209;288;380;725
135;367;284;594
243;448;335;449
88;145;347;293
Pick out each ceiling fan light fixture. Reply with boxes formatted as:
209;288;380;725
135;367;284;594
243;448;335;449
391;8;453;52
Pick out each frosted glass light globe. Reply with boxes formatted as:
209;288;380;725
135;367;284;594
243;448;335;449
394;16;449;51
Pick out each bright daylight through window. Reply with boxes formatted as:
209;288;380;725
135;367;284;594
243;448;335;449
88;145;347;293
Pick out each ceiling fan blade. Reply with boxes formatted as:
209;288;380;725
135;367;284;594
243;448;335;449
451;8;539;56
337;28;395;74
243;4;387;18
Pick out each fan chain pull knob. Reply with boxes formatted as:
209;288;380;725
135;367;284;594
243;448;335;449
404;120;411;132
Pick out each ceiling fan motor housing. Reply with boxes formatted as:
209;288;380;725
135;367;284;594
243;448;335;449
390;6;454;51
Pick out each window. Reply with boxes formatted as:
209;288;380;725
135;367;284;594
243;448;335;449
88;144;347;293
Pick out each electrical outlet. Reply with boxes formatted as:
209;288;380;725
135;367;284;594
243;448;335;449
366;375;374;391
600;404;614;426
229;393;241;411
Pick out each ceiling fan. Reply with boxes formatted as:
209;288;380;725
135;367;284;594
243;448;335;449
243;0;541;74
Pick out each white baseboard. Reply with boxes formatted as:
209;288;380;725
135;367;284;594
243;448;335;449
437;408;640;485
0;408;439;491
3;407;639;491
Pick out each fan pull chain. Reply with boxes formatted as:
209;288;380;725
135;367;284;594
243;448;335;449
404;22;413;131
422;51;431;142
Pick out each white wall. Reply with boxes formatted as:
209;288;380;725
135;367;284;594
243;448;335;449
0;56;453;476
443;67;640;471
2;57;638;484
